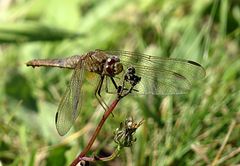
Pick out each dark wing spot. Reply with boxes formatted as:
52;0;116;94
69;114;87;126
188;60;202;67
132;88;139;92
55;112;59;124
173;72;186;80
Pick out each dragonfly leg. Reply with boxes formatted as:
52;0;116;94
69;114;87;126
95;75;109;111
110;77;118;89
110;77;130;92
105;77;118;93
107;77;138;93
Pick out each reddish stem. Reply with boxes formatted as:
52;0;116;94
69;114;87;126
70;98;120;166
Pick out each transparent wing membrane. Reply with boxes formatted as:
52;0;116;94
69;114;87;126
55;61;85;136
105;50;205;95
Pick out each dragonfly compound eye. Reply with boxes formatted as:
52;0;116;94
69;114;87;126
106;56;120;65
104;57;123;76
114;62;123;75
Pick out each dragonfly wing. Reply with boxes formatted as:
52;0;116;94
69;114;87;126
55;61;85;136
130;65;197;95
105;50;205;95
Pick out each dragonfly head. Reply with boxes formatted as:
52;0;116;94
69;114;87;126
104;56;123;76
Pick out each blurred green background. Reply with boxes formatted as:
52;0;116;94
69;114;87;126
0;0;239;165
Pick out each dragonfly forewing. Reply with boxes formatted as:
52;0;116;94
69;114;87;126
55;60;85;136
105;50;205;95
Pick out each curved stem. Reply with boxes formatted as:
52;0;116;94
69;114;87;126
96;145;122;162
70;98;120;166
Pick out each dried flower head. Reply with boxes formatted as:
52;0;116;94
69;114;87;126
114;117;144;147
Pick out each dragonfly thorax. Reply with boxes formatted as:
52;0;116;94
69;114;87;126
103;56;123;76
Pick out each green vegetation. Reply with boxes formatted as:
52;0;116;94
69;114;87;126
0;0;239;165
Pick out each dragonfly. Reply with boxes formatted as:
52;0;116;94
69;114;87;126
26;49;205;136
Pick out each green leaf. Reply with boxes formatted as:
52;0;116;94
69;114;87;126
0;22;85;43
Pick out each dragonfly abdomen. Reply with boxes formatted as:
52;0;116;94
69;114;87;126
26;55;81;69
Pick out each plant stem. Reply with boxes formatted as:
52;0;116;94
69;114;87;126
96;145;122;161
70;98;121;166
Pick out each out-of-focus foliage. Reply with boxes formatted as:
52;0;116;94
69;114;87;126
0;0;239;165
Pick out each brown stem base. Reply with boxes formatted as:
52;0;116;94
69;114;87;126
70;98;120;166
